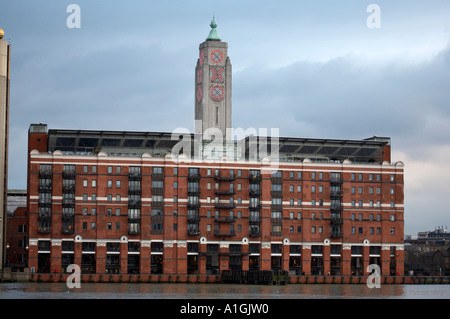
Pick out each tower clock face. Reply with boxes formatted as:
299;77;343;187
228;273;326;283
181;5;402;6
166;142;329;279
210;67;224;83
210;85;225;101
210;49;224;64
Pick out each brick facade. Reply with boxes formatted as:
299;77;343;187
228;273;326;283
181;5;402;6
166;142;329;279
27;144;405;277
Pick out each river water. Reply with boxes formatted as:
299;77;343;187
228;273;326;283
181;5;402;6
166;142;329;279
0;282;449;299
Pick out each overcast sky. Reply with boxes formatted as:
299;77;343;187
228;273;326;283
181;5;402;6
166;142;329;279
1;0;450;235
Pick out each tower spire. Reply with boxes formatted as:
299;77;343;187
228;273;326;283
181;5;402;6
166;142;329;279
206;16;221;41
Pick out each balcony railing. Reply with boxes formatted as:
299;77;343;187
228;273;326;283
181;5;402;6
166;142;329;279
214;174;236;181
188;187;200;195
249;174;262;182
187;228;201;236
128;200;142;208
62;171;76;179
39;185;52;193
187;214;200;222
128;187;142;195
151;187;164;195
214;189;236;195
215;202;236;209
249;216;262;223
215;216;236;223
129;172;142;180
249;189;261;197
249;229;261;237
214;229;236;237
188;173;201;181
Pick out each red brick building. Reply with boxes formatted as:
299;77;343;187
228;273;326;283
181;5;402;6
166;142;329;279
25;19;405;280
27;125;404;278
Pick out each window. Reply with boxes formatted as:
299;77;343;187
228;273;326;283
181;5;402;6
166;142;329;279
358;173;363;181
351;187;355;194
83;166;88;173
83;180;88;187
319;185;323;193
351;173;355;181
297;212;301;219
290;212;294;219
351;227;356;234
297;172;302;179
390;174;395;182
290;185;294;192
390;214;395;221
358;187;363;194
107;222;112;230
359;227;363;234
297;199;302;206
116;180;121;188
311;226;316;234
390;227;395;235
311;172;316;180
311;199;316;206
391;187;395;195
92;180;97;188
108;166;113;174
107;180;113;188
116;166;121;174
174;181;178;189
174;167;178;175
297;185;302;193
312;186;316;193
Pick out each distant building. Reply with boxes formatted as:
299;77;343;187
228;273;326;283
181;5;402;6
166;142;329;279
25;19;405;279
417;226;449;245
6;190;28;271
0;27;11;275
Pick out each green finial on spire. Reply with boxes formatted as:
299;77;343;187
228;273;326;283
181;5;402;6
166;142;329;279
206;16;221;41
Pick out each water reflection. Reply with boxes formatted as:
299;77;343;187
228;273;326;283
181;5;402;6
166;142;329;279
0;282;449;299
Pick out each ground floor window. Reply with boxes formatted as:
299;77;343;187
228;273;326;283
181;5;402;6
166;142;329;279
289;256;302;275
37;253;50;273
151;255;163;274
330;257;341;275
249;256;260;271
187;255;198;274
81;254;96;274
127;255;140;274
311;257;324;275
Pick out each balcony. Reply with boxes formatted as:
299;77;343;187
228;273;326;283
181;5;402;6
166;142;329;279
187;213;200;222
128;224;141;236
151;214;164;221
152;172;164;181
330;191;343;199
214;174;236;182
271;204;282;211
129;172;142;180
330;217;343;225
187;201;200;209
151;187;164;195
128;186;142;195
38;225;52;234
151;201;164;208
128;215;141;223
249;174;262;183
128;199;142;208
214;229;236;237
62;198;75;207
249;189;261;197
215;216;236;223
249;215;262;224
187;227;201;236
214;189;236;195
271;176;283;184
330;176;343;185
62;212;75;221
62;171;76;179
215;202;236;210
38;199;52;207
188;173;201;181
39;185;52;193
188;187;200;195
271;190;282;197
330;230;342;238
39;170;52;178
271;217;283;224
62;184;75;193
249;229;261;237
271;231;283;237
